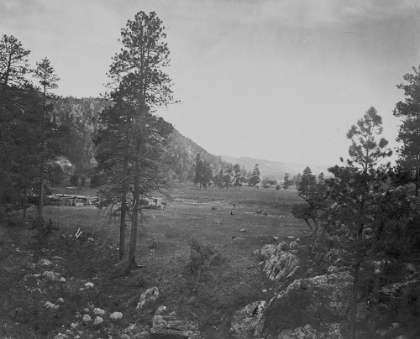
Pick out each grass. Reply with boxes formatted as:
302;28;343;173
0;183;307;338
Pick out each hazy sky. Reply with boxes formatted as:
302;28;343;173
2;0;420;167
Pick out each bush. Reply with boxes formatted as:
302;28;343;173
185;239;223;293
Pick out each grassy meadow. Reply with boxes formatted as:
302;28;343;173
1;183;308;338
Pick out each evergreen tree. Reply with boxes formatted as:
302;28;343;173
282;173;290;190
394;66;420;195
327;107;391;339
102;11;175;273
249;163;260;190
33;57;60;217
233;163;242;190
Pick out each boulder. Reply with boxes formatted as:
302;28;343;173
263;252;300;281
260;244;276;260
277;324;318;339
93;316;103;325
277;323;344;339
151;306;201;338
137;286;159;310
110;312;123;320
230;300;266;339
276;241;289;252
260;272;355;336
289;241;298;249
278;271;352;317
38;259;53;267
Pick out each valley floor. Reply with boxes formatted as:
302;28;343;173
0;184;307;339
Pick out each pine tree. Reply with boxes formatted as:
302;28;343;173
102;11;175;273
328;107;391;339
394;66;420;195
282;173;290;190
250;164;260;190
33;57;60;217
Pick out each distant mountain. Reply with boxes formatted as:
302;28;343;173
220;155;331;180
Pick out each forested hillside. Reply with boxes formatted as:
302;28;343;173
53;97;223;181
54;97;109;173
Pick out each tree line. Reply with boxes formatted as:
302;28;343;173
290;66;420;338
0;34;63;220
0;11;178;275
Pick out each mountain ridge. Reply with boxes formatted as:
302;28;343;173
220;155;331;179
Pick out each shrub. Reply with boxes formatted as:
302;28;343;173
185;239;223;293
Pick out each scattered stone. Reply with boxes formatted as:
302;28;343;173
391;322;400;329
59;277;66;282
289;241;298;249
38;259;53;267
262;289;267;293
120;335;131;339
44;301;59;310
82;314;91;322
42;270;60;281
253;249;259;255
93;316;103;325
286;235;296;240
395;336;407;339
93;307;105;315
151;306;200;338
110;311;123;320
56;298;64;303
85;282;94;288
277;324;318;339
232;236;245;243
273;236;279;241
263;252;300;281
136;286;159;310
231;300;266;339
83;308;90;314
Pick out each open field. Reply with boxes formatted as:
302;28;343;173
1;184;308;338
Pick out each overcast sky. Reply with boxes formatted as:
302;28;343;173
1;0;420;167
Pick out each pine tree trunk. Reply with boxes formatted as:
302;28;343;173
127;173;139;274
38;89;46;218
119;186;127;260
350;261;360;339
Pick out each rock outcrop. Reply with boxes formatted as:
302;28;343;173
230;300;266;339
150;306;201;339
137;286;159;310
263;251;300;281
